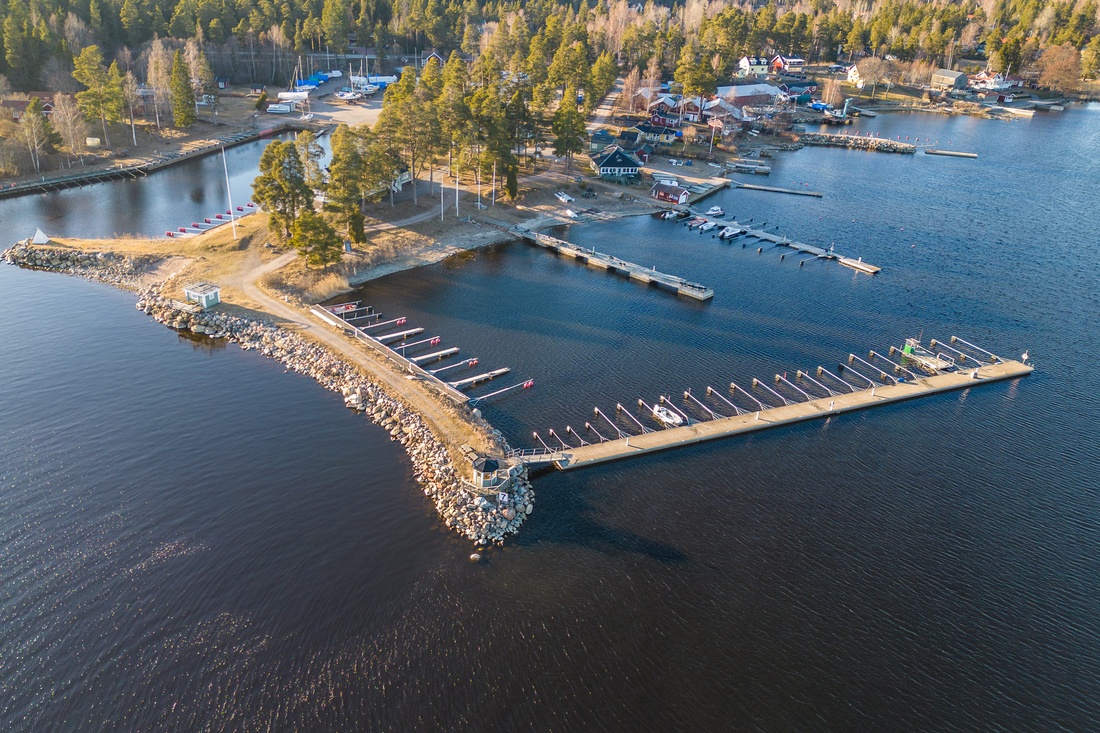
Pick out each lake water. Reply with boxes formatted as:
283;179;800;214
2;106;1098;731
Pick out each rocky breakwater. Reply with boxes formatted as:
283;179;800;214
797;132;916;154
134;290;537;547
2;242;157;289
4;241;536;548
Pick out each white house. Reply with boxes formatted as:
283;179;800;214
737;56;769;77
771;55;805;74
184;282;221;308
591;146;642;177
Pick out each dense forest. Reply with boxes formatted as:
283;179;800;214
1;0;1099;94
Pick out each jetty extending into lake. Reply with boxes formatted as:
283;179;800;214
679;207;882;275
516;228;715;301
798;132;916;154
523;357;1032;471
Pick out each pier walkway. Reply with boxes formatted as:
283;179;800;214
681;207;882;275
528;359;1031;471
517;228;714;301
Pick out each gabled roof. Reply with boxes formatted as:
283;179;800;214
592;146;642;169
718;84;782;100
591;128;615;142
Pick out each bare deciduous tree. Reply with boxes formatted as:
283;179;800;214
52;92;87;166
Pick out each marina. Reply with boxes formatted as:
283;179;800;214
671;206;882;274
516;337;1031;471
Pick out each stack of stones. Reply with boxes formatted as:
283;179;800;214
2;243;155;288
134;289;536;546
4;242;536;546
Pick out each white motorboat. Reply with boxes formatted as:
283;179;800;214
652;404;683;427
554;191;575;203
661;210;678;220
699;221;717;231
335;90;362;101
718;226;742;239
266;103;291;114
706;206;725;217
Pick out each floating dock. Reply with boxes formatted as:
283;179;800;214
539;359;1032;471
735;182;822;197
924;149;978;158
517;229;714;301
680;207;881;275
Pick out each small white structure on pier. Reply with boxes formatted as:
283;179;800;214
471;457;501;489
31;228;50;244
183;282;221;308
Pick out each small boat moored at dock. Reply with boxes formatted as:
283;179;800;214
699;221;717;232
652;405;683;427
706;206;725;217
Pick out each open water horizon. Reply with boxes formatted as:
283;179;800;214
2;105;1098;730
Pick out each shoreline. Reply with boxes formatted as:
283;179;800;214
2;241;536;549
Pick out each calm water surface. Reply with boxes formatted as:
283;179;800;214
1;106;1098;731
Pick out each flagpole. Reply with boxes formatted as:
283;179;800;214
221;146;237;239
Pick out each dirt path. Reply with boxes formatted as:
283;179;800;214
232;249;496;458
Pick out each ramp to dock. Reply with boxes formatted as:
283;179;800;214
549;359;1032;471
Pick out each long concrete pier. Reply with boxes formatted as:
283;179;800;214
545;359;1031;471
518;229;714;301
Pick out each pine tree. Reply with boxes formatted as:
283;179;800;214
72;45;124;149
551;85;586;171
324;124;367;243
170;50;196;128
291;209;342;268
252;140;313;237
295;130;326;191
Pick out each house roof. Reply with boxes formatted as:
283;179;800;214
184;281;220;296
472;457;499;473
651;182;689;197
592;146;642;169
718;84;781;100
632;122;674;135
739;56;769;66
932;69;966;79
618;130;641;144
591;128;615;142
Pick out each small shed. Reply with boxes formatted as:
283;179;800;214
183;282;221;308
471;456;500;488
931;69;967;91
216;76;231;90
651;182;690;205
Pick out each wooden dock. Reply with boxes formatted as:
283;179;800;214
682;207;882;275
543;359;1032;471
517;230;714;301
735;182;823;197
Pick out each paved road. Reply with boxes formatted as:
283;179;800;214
588;77;624;131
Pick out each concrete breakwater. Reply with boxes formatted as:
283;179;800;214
798;133;916;154
4;243;533;547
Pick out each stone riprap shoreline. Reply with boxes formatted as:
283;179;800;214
4;242;535;548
